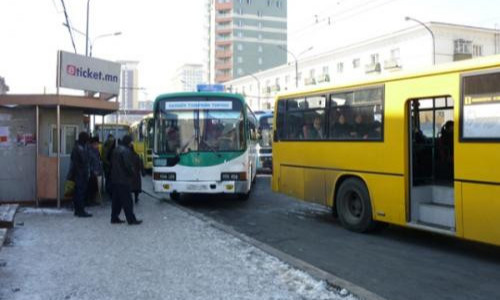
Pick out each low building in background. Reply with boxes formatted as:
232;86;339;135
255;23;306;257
226;22;500;111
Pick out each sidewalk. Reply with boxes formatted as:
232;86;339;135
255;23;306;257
0;186;356;299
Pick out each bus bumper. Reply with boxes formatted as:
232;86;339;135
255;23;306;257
154;180;249;194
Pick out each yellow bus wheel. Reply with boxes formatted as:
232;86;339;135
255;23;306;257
336;178;376;233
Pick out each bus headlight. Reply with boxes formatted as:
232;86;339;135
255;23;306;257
154;172;176;181
221;172;247;181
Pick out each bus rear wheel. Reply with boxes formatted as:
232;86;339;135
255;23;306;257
336;178;376;233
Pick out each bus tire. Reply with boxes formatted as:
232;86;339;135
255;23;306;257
170;192;181;201
336;178;376;233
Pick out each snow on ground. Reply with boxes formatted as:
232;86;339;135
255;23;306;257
0;194;357;300
20;208;71;215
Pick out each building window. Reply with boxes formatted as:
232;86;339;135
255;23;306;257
237;8;243;15
238;31;243;37
237;68;243;75
276;1;282;8
454;39;472;54
258;57;263;65
390;48;400;60
473;44;483;57
258;22;262;29
322;66;329;75
309;69;315;78
285;75;290;85
246;0;252;4
258;45;263;52
353;58;360;69
337;62;344;73
50;125;78;156
237;20;243;27
258;34;262;40
257;10;262;17
237;56;243;63
267;0;272;6
370;53;379;64
237;44;243;51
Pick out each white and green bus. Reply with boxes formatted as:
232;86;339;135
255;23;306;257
152;92;258;200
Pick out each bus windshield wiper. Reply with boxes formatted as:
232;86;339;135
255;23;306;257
200;139;221;158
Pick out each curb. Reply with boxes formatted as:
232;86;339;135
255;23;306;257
143;190;387;300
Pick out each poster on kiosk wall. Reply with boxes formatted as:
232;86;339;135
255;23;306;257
57;50;121;95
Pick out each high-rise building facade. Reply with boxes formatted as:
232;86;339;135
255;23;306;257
118;61;139;110
207;0;287;84
171;64;204;92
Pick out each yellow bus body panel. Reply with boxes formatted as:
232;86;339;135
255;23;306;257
272;55;500;246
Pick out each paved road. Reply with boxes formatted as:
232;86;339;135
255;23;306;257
167;175;500;300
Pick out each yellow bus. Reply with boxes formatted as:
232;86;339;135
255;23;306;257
94;123;131;147
130;114;154;170
272;55;500;246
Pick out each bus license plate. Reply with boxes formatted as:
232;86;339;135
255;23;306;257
187;184;208;191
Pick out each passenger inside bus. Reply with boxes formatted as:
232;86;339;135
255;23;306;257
437;120;454;180
350;113;370;139
165;123;180;153
330;113;351;139
304;116;324;139
367;121;382;139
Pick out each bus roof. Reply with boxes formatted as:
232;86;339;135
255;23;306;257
153;92;246;111
276;54;500;100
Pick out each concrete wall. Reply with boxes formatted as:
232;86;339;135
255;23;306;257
0;107;36;202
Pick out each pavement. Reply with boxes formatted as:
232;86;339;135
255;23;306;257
0;183;358;300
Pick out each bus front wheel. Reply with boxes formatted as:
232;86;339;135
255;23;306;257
336;178;376;233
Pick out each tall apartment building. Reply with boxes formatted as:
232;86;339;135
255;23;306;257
206;0;288;84
118;61;139;110
171;64;204;92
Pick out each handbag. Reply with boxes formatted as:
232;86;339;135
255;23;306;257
64;180;75;198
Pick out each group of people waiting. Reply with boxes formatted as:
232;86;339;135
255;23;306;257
68;131;143;225
300;111;381;140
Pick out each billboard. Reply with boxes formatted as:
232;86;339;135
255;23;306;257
57;51;121;95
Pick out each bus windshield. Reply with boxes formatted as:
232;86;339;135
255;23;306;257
258;114;273;147
155;98;245;154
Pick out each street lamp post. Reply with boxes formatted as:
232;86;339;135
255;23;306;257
277;45;314;88
90;32;122;57
405;16;435;65
248;73;261;110
86;0;91;56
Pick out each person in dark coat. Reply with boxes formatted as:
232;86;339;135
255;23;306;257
102;134;115;196
110;135;142;225
129;144;143;204
70;132;92;217
87;136;103;205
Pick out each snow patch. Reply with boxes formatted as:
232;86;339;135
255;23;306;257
20;208;70;215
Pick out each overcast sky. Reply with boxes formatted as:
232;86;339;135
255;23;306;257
0;0;499;99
